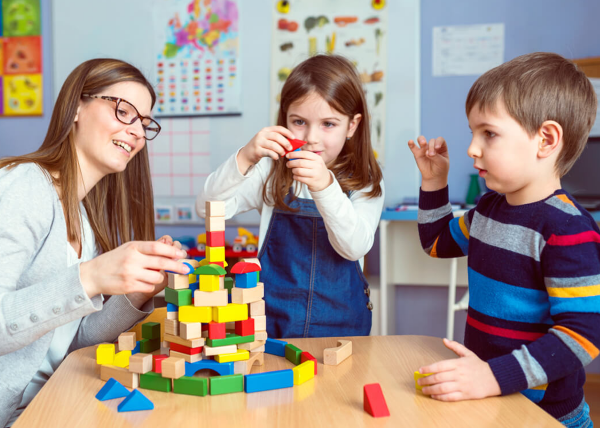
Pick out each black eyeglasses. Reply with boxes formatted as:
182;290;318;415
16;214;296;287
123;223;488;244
81;94;161;140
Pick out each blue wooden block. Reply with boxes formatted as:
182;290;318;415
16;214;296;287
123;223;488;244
117;389;154;412
235;273;257;289
167;302;177;312
189;282;199;293
265;338;287;357
185;359;234;377
244;369;294;393
132;341;141;355
95;378;130;401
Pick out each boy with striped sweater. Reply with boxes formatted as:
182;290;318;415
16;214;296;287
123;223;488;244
409;52;599;427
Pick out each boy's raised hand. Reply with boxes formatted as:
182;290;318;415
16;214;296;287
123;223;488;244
408;136;450;191
237;126;295;174
417;338;501;401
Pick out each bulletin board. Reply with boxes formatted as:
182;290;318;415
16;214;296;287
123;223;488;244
270;0;388;164
0;0;43;116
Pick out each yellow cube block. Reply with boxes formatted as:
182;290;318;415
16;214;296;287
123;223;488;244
214;349;250;363
199;275;220;292
293;360;315;385
212;303;248;323
414;371;433;391
179;305;213;323
113;350;132;368
188;273;198;284
96;343;115;365
206;246;225;263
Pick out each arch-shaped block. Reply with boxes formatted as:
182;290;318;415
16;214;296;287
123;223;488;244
185;360;234;377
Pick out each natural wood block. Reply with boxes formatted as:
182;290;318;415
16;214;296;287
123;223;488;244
206;216;225;232
167;311;178;320
170;350;202;363
247;351;264;374
118;332;136;351
232;284;264;304
253;315;266;332
180;322;202;340
129;353;153;374
254;331;268;341
181;258;200;269
203;344;238;357
100;364;139;389
324;340;352;366
205;201;225;217
168;272;190;290
165;319;179;336
249;299;265;316
162;357;186;379
164;333;205;349
194;289;228;307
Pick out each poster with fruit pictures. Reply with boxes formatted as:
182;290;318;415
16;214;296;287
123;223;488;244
270;0;388;164
153;0;241;117
1;0;43;116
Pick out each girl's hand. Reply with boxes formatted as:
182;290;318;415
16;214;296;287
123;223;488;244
237;126;295;174
285;150;332;192
417;338;501;401
80;241;192;301
408;136;450;191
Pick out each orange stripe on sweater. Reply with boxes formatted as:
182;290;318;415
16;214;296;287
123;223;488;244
553;325;599;359
555;194;576;208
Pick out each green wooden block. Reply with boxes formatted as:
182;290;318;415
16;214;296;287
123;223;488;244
285;344;302;365
141;322;161;340
140;338;160;353
257;271;260;282
207;333;255;347
224;277;234;294
140;371;172;392
165;288;192;307
173;376;208;397
210;374;244;395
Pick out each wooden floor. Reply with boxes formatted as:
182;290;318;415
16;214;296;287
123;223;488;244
585;374;600;423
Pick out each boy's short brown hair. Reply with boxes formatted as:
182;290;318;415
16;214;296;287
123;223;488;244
465;52;598;177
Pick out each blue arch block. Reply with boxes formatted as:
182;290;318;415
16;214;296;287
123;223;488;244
185;359;234;377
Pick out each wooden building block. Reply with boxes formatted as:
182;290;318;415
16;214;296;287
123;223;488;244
165;319;179;336
139;338;160;354
255;331;268;341
210;374;244;395
235;318;255;337
293;360;315;385
142;322;161;340
364;383;390;418
214;349;250;363
199;275;220;292
206;231;225;247
118;332;136;351
206;216;225;232
203;344;238;357
165;287;192;306
224;277;234;294
207;333;254;348
152;354;169;373
232;284;264;305
95;378;130;401
237;339;266;352
212;303;248;323
265;338;287;356
100;364;139;389
208;322;226;340
249;299;265;316
323;340;352;366
180;322;202;340
185;359;235;377
194;289;228;307
253;315;266;332
285;344;302;365
167;272;189;290
140;371;172;393
170;350;202;363
173;376;208;397
164;333;205;349
301;351;318;375
413;371;433;391
169;342;203;355
206;246;225;263
244;369;293;393
246;351;264;373
129;353;153;374
241;258;261;269
162;357;186;379
179;305;212;323
167;311;178;320
113;350;132;368
234;272;257;289
96;344;115;365
205;200;225;217
117;389;154;412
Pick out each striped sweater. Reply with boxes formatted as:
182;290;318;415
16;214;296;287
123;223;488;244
418;186;600;419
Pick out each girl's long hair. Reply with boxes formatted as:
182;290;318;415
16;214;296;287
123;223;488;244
264;54;382;211
0;58;156;253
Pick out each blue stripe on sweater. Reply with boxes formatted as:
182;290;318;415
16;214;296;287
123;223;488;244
549;295;600;316
448;217;469;255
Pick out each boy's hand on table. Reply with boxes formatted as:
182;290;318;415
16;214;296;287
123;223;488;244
408;135;449;191
418;338;501;401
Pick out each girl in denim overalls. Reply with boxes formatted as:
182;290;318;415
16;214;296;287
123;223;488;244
197;55;384;338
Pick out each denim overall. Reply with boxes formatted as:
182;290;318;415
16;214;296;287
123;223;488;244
258;191;373;338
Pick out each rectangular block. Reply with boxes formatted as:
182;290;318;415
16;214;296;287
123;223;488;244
168;272;189;290
96;343;115;365
237;339;266;352
255;331;268;341
265;338;287;357
165;287;192;307
140;338;160;354
293;360;315;385
164;333;205;349
206;216;225;232
118;332;136;351
213;303;248;323
301;351;318;375
232;284;264;305
207;333;254;348
253;315;266;332
244;370;294;393
249;299;265;316
169;342;203;355
208;322;226;340
167;311;178;320
170;350;202;363
215;349;250;363
162;357;186;379
165;319;179;336
100;365;139;389
199;275;220;292
194;289;228;307
179;305;212;323
173;376;208;397
113;350;131;368
203;343;238;357
153;354;169;373
285;344;302;365
235;318;255;337
206;246;225;263
206;231;225;247
180;322;202;340
210;374;244;395
129;353;153;374
205;200;225;217
142;322;161;340
140;371;172;392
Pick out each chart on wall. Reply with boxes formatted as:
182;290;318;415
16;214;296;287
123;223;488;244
153;0;241;117
0;0;43;116
270;0;388;164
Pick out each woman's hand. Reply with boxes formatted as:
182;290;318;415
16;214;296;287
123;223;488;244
408;136;450;191
285;150;333;192
237;126;295;174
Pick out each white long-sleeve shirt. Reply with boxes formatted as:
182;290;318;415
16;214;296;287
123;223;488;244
196;150;384;263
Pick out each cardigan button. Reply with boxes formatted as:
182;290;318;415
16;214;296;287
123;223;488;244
10;323;18;331
364;288;371;297
367;301;374;311
30;314;39;323
53;307;61;314
75;295;84;303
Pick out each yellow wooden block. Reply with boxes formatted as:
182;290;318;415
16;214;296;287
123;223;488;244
113;350;132;368
179;305;212;323
293;360;315;385
414;371;433;391
206;246;225;263
214;349;250;363
96;343;115;365
212;303;248;323
188;273;198;283
199;275;220;292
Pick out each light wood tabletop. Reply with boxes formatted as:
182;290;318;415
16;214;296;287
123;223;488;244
14;335;561;427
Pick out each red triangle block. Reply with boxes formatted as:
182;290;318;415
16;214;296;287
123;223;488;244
364;383;390;417
284;139;307;155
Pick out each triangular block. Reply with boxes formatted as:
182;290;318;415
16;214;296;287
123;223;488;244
117;389;154;412
95;378;130;401
364;383;390;418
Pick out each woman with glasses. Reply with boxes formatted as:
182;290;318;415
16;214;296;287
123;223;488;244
0;58;191;426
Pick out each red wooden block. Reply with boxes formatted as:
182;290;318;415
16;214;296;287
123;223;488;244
230;261;260;274
364;383;390;418
153;354;169;373
170;342;203;355
284;138;307;155
208;322;226;340
235;318;255;337
300;351;318;375
207;231;225;247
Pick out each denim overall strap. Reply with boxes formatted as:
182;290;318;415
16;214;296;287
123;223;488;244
258;191;372;338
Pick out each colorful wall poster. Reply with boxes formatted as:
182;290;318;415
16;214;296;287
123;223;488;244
3;73;42;114
2;0;41;36
270;0;388;164
153;0;241;117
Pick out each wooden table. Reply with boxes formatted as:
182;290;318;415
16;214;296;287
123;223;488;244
14;335;561;427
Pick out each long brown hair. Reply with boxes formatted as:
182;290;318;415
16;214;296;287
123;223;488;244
264;54;383;211
0;58;156;253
